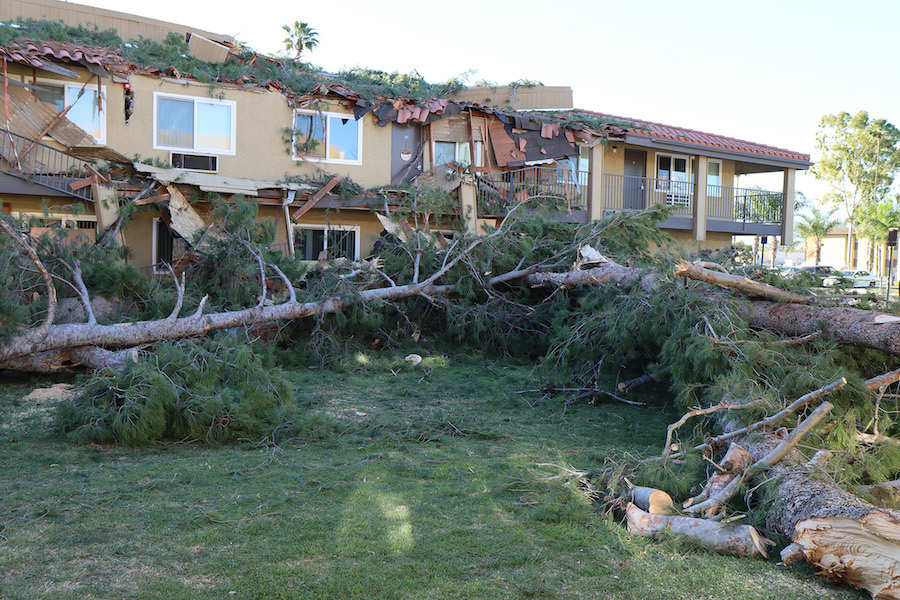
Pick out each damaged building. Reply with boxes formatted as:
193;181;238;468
0;0;811;275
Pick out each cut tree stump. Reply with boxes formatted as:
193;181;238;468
629;485;674;515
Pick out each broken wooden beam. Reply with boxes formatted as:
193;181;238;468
292;176;340;220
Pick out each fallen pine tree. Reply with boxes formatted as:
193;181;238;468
4;204;900;597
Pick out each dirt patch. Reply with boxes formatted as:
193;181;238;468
1;383;75;431
22;383;76;403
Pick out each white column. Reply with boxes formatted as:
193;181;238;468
693;156;708;242
781;169;796;246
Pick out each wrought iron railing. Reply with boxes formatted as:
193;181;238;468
476;166;588;215
601;175;783;225
0;128;93;200
602;174;693;216
707;185;783;225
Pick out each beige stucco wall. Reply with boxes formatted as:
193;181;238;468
121;206;385;270
665;229;733;251
6;64;395;189
3;0;231;44
111;77;394;187
603;143;626;175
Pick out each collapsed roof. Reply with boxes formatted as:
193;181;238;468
0;35;811;172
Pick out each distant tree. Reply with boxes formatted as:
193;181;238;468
282;21;318;59
856;197;900;272
795;205;841;266
812;111;900;267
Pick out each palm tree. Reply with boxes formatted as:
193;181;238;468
856;198;900;273
282;21;319;59
795;205;841;266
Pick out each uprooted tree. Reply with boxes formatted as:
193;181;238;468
3;198;900;598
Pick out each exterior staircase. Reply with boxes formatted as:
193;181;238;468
0;127;94;201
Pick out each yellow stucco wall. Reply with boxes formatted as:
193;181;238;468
604;143;626;175
1;194;92;217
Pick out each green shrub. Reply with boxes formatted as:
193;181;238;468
55;337;309;446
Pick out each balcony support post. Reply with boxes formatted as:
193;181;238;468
693;155;708;242
781;168;795;246
588;142;605;221
460;174;479;235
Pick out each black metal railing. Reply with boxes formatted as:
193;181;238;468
476;166;588;215
707;185;783;225
602;174;693;216
0;128;93;200
601;175;783;225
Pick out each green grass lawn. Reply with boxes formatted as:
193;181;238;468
0;356;866;600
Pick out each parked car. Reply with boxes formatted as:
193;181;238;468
784;265;843;286
824;269;876;288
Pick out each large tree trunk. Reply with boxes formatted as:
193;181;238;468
4;250;899;372
748;302;900;356
0;281;455;370
772;467;900;599
704;413;900;599
527;261;900;357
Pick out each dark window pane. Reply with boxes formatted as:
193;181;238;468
327;229;356;260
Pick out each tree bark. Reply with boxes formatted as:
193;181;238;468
0;281;452;369
528;259;900;357
683;442;752;510
748;302;900;356
629;485;674;515
626;503;774;559
675;260;812;304
771;468;900;599
525;264;659;294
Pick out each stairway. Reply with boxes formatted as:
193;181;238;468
0;128;94;201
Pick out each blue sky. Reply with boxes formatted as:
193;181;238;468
71;0;900;201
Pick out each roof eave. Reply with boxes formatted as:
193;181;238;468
625;134;812;171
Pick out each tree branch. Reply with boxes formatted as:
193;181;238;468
0;217;57;338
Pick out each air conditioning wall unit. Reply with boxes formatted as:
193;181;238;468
171;153;217;172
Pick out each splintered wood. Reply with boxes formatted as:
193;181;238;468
783;513;900;599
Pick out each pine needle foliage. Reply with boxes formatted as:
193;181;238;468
55;337;301;446
0;19;469;101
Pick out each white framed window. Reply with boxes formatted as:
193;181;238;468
434;142;484;168
656;153;693;206
35;82;106;144
292;224;360;261
434;141;483;169
151;217;189;274
153;92;236;155
292;110;362;165
707;159;722;196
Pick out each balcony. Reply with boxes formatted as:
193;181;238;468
706;185;783;233
602;174;694;216
473;169;784;234
600;174;784;234
475;166;588;221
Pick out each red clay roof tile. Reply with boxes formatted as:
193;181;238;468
576;109;810;162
